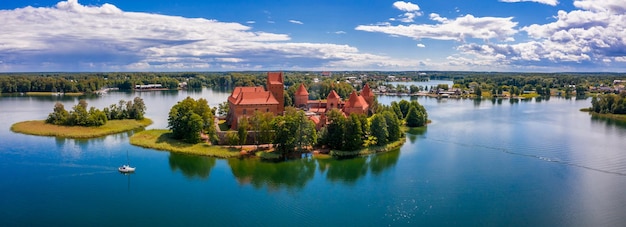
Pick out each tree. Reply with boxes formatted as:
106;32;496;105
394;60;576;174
370;114;388;146
128;97;146;120
226;131;240;147
272;108;316;154
343;113;364;151
46;102;69;125
391;101;403;120
325;108;346;150
168;97;204;143
383;111;401;142
237;117;249;146
217;101;229;117
475;86;482;97
67;103;90;126
406;106;424;127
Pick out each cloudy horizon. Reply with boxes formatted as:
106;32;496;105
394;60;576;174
0;0;625;72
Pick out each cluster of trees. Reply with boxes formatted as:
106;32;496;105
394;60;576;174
224;108;317;154
167;97;218;144
46;97;145;127
0;72;205;94
591;93;626;114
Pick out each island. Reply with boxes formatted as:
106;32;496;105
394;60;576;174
129;72;429;160
11;97;152;139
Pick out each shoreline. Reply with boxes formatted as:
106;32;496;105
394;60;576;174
10;118;153;139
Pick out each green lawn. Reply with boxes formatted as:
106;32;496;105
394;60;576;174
11;118;153;139
130;129;241;158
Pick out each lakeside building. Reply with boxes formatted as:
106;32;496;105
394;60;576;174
226;72;375;129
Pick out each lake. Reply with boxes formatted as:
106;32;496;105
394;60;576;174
1;86;626;226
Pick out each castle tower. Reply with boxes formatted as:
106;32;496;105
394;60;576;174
326;90;340;110
360;83;375;106
295;83;309;108
267;72;284;112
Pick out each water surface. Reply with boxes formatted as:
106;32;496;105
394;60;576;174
1;87;626;226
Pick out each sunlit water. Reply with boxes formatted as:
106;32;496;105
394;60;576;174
1;87;626;226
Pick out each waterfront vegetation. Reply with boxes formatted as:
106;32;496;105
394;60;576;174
10;118;152;139
129;129;241;158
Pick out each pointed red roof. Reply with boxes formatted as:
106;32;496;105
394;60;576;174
345;91;368;109
327;90;340;100
361;84;373;97
296;83;309;96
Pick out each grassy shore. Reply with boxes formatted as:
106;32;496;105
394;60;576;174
129;129;241;158
11;118;152;139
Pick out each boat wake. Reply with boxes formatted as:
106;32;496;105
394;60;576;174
425;137;626;177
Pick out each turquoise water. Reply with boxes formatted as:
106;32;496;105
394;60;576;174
1;89;626;226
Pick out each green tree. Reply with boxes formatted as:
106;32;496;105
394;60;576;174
226;131;240;147
46;102;69;125
67;103;90;126
405;105;425;127
343;113;364;151
325;108;346;150
370;114;388;146
237;117;249;146
168;97;204;143
383;111;401;142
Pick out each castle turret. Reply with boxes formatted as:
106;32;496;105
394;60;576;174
295;83;309;108
267;72;284;112
360;83;374;106
326;90;340;110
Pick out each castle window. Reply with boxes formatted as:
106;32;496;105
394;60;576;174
243;109;247;114
266;108;269;112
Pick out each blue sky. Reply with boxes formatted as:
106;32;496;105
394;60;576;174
0;0;624;72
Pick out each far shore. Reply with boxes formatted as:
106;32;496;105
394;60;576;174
10;118;153;139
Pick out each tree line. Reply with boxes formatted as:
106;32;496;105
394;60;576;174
46;97;146;127
590;93;626;114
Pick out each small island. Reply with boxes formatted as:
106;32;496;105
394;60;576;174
129;72;429;160
11;97;152;139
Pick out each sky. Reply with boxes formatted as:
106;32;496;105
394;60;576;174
0;0;625;72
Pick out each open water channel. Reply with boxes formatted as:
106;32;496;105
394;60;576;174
1;83;626;226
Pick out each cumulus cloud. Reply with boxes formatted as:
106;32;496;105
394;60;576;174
357;13;518;42
0;0;421;71
499;0;559;6
391;1;422;23
288;19;303;25
416;43;426;48
453;0;626;70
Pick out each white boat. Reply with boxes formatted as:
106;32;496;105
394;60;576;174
118;164;136;173
118;150;136;173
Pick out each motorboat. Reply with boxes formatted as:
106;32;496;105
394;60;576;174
118;164;136;173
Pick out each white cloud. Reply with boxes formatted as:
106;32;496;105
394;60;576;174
288;19;303;25
246;21;255;24
334;31;346;34
0;0;425;71
416;43;426;48
357;14;518;42
393;1;420;12
499;0;559;6
391;1;422;23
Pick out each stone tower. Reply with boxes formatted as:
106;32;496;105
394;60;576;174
267;72;284;112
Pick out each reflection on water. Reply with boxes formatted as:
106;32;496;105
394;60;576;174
169;153;216;179
317;150;400;184
406;127;427;144
228;157;316;191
